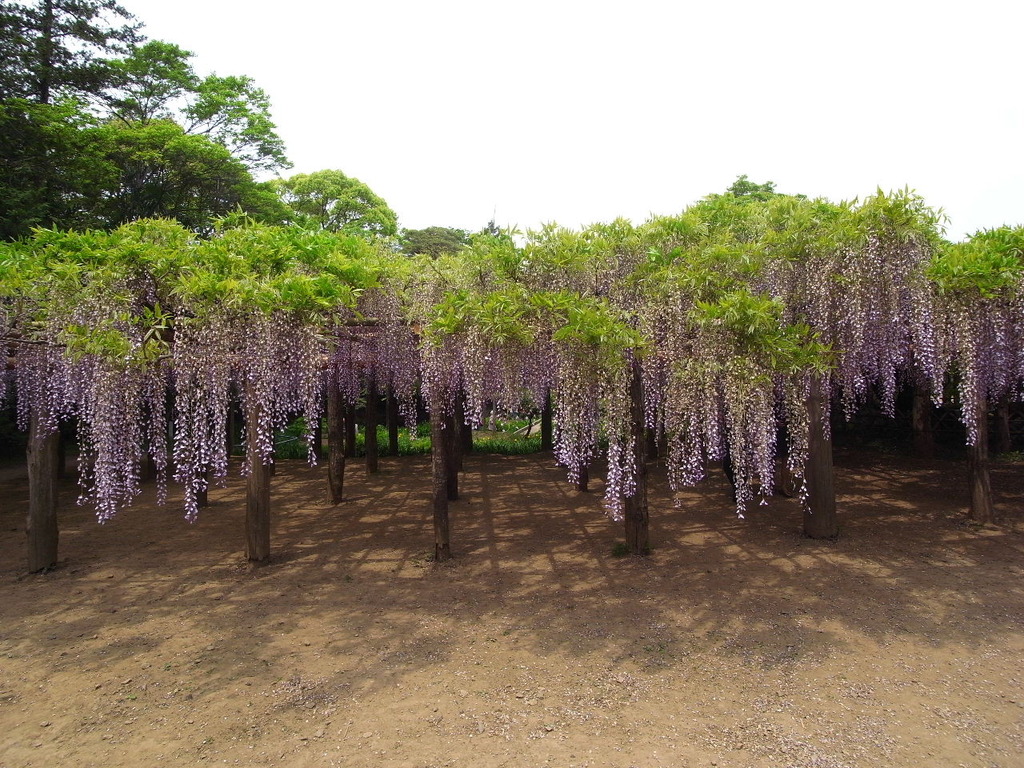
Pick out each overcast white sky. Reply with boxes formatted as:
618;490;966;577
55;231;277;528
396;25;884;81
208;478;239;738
123;0;1022;241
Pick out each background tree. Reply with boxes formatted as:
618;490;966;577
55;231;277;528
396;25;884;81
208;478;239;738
0;99;108;238
88;120;288;231
100;40;289;173
0;0;139;104
400;226;470;257
275;170;398;237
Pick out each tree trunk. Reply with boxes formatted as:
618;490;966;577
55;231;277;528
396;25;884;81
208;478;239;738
911;385;935;459
803;375;838;539
541;388;553;451
386;384;400;456
26;412;59;572
969;396;995;523
430;402;452;562
37;0;55;105
997;395;1012;454
327;386;345;504
623;360;649;555
244;398;271;562
365;374;379;474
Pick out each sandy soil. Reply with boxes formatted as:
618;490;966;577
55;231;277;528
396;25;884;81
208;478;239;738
1;448;1023;768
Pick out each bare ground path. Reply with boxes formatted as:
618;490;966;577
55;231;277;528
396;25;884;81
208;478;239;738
1;450;1022;768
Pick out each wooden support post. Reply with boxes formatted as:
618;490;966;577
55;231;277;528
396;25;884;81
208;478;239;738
541;388;553;451
430;400;452;561
55;429;66;480
803;375;838;539
912;386;935;459
344;404;357;458
244;398;271;562
365;374;379;474
623;360;649;555
327;386;345;504
196;468;209;508
312;415;323;463
386;384;400;456
576;464;589;493
445;410;460;500
997;395;1012;455
26;412;59;573
969;396;995;523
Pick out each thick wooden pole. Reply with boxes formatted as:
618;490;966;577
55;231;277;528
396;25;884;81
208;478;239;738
445;410;460;501
458;396;474;456
365;374;379;474
803;375;838;539
540;388;553;451
312;416;323;463
996;395;1012;455
623;361;649;556
576;464;589;493
344;403;357;458
26;413;59;573
244;398;271;562
969;396;995;523
430;401;452;561
55;429;66;480
196;468;209;508
226;404;235;459
386;384;400;456
912;386;935;459
327;386;345;504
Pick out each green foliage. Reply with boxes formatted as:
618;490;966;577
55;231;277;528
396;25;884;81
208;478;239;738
275;170;398;238
0;98;108;238
100;40;197;124
0;0;140;104
929;226;1024;299
173;223;379;319
400;226;470;258
725;174;778;201
88;120;276;231
100;40;289;173
691;289;831;374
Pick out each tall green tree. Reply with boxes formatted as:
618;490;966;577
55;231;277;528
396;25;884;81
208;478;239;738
0;98;108;238
0;0;139;104
275;170;398;237
88;120;288;232
100;40;289;173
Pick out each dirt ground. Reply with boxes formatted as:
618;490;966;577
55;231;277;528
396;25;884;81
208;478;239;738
1;448;1023;768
